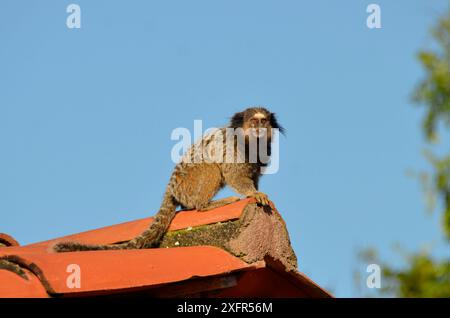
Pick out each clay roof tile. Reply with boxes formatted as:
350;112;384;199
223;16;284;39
0;198;332;298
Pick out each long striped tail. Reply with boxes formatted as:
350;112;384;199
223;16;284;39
54;192;178;252
127;191;178;248
53;241;130;252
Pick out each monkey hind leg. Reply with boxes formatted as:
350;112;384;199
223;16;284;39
197;196;241;212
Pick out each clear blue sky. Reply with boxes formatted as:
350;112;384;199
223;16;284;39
1;1;449;297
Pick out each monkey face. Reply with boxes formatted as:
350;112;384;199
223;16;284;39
244;112;271;139
230;107;285;141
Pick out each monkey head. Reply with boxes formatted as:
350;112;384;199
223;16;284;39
230;107;284;141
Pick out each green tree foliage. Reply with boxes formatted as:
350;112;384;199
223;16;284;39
359;8;450;297
414;10;450;239
382;253;450;297
359;249;450;297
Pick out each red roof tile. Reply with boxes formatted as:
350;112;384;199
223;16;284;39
0;233;20;247
0;268;49;298
0;198;332;298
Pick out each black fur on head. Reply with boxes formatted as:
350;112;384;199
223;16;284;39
229;106;285;135
230;111;245;129
269;111;285;135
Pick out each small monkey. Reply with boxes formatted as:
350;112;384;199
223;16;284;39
54;107;284;252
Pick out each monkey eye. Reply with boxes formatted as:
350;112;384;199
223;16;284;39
261;118;267;124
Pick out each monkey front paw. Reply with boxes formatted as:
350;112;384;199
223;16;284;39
248;191;270;206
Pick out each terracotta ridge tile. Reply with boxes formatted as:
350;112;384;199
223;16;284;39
27;198;255;247
0;233;20;247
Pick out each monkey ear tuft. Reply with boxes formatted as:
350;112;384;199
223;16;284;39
230;111;245;128
270;113;286;135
